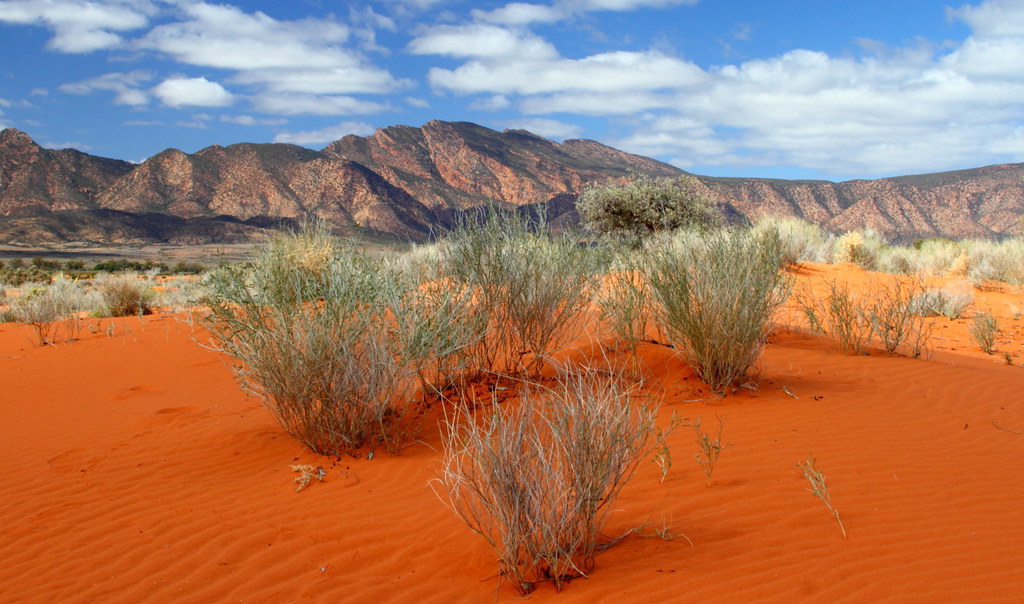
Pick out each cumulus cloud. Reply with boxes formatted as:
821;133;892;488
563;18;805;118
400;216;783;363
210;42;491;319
139;1;407;111
153;76;233;107
409;23;558;59
220;114;288;126
272;121;375;145
59;71;152;105
472;0;698;25
252;93;387;116
412;0;1024;178
0;0;154;52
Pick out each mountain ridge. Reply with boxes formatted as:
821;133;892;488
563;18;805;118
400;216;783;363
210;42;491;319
1;122;1021;245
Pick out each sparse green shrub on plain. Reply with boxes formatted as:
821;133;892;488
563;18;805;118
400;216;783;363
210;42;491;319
202;225;481;456
577;174;721;246
833;228;886;270
751;215;833;265
435;366;670;595
596;249;655;365
797;279;875;355
909;287;974;319
442;207;606;377
969;312;999;354
94;273;155;317
10;275;88;345
648;228;792;394
798;277;935;358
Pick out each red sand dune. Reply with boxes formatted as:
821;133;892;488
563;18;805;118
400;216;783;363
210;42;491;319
1;263;1022;602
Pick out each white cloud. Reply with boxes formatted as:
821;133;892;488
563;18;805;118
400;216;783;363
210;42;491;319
500;117;583;139
412;0;1024;178
273;121;375;145
252;93;387;116
426;50;705;95
409;23;558;59
0;0;154;53
59;70;152;105
138;2;405;115
220;114;288;126
405;96;430;108
471;0;698;25
470;95;513;111
153;76;234;107
948;0;1024;38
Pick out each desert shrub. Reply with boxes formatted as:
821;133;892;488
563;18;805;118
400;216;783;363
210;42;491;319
577;174;721;245
797;279;876;355
969;312;999;354
750;215;833;265
596;248;654;360
435;366;669;595
648;228;792;394
92;259;168;273
798;277;935;357
876;245;918;275
94;273;155;317
909;287;973;319
869;278;934;357
442;207;606;376
833;229;886;270
10;275;88;345
202;227;480;456
963;239;1024;287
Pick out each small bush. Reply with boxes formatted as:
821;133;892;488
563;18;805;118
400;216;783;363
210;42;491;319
10;275;88;345
969;312;999;354
833;229;886;270
909;288;973;319
202;226;480;456
869;279;935;357
648;228;792;394
798;277;935;358
94;273;154;317
596;249;654;359
442;207;605;377
750;216;833;265
577;174;721;245
797;279;875;354
435;366;669;595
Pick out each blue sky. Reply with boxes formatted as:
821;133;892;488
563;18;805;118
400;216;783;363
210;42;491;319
1;0;1022;181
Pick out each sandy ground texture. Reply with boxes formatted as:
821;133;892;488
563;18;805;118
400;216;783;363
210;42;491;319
1;262;1022;603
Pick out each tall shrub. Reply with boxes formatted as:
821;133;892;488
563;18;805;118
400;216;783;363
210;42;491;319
648;229;792;393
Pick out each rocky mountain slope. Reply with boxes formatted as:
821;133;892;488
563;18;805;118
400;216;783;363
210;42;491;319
0;121;1021;245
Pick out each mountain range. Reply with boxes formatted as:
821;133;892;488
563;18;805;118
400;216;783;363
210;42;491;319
1;121;1021;246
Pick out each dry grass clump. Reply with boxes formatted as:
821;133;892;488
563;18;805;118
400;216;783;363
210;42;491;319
596;250;655;370
435;366;670;594
908;287;974;319
442;207;605;377
799;457;847;539
797;279;875;355
94;273;155;317
202;225;481;456
969;312;999;354
750;215;833;265
9;275;89;345
799;277;935;358
648;229;792;394
833;229;886;270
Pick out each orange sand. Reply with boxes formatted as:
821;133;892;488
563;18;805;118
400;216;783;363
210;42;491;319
1;263;1022;602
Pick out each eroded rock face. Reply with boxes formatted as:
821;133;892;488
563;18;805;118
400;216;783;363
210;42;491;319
1;123;1023;245
0;129;134;216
